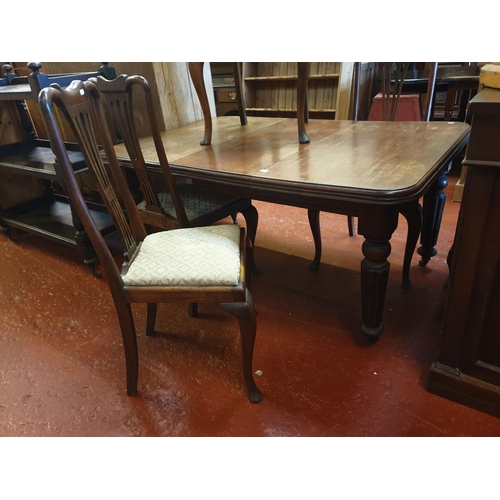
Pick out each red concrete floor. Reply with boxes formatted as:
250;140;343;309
1;169;500;438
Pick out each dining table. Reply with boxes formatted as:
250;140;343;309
114;116;470;341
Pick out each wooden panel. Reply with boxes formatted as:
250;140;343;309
0;172;44;209
427;86;500;418
153;62;207;130
0;101;24;145
457;168;500;385
336;62;354;120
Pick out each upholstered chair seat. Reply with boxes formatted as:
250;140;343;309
122;224;241;287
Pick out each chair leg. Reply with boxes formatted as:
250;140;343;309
399;201;423;290
347;215;356;237
146;303;157;336
221;290;262;404
308;209;322;271
189;303;198;317
241;204;262;275
114;300;139;396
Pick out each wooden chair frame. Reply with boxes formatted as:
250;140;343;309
38;79;262;402
91;74;260;277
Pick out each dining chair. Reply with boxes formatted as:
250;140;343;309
307;62;438;290
38;78;263;403
91;73;260;279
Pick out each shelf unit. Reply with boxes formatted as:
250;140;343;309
242;62;354;120
0;62;116;276
210;63;239;117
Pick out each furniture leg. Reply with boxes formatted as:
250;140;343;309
188;62;212;146
240;204;261;276
417;170;448;267
347;215;356;236
221;290;262;403
357;205;399;341
232;62;247;126
68;197;101;278
444;82;458;121
115;300;139;396
146;303;157;336
307;208;322;271
399;201;423;290
14;100;36;141
297;62;310;144
189;303;198;318
457;88;472;122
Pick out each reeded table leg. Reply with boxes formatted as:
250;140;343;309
357;205;399;341
417;170;448;267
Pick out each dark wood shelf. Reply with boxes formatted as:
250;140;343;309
244;73;340;82
1;194;115;247
246;107;336;113
0;62;118;276
0;140;87;180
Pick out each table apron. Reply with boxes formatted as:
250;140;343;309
167;163;447;209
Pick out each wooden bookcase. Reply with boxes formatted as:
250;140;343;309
242;62;355;120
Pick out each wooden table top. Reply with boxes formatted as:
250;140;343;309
115;116;470;204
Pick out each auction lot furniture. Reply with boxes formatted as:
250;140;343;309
0;62;116;276
114;116;470;341
427;85;500;418
39;79;262;402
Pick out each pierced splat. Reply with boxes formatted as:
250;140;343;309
49;81;140;263
38;78;262;402
379;62;411;121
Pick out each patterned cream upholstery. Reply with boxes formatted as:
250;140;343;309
122;224;241;287
137;183;239;221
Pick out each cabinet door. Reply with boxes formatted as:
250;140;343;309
452;166;500;386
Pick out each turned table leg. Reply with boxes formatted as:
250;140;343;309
417;170;448;267
357;205;399;341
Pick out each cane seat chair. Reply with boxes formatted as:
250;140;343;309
38;78;262;403
91;74;260;276
307;62;438;290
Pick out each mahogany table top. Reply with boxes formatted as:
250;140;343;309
114;116;470;205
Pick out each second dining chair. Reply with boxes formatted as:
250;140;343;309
38;78;263;403
91;73;260;279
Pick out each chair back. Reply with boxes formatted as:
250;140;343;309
38;80;149;287
377;62;411;121
353;62;438;122
92;74;189;228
